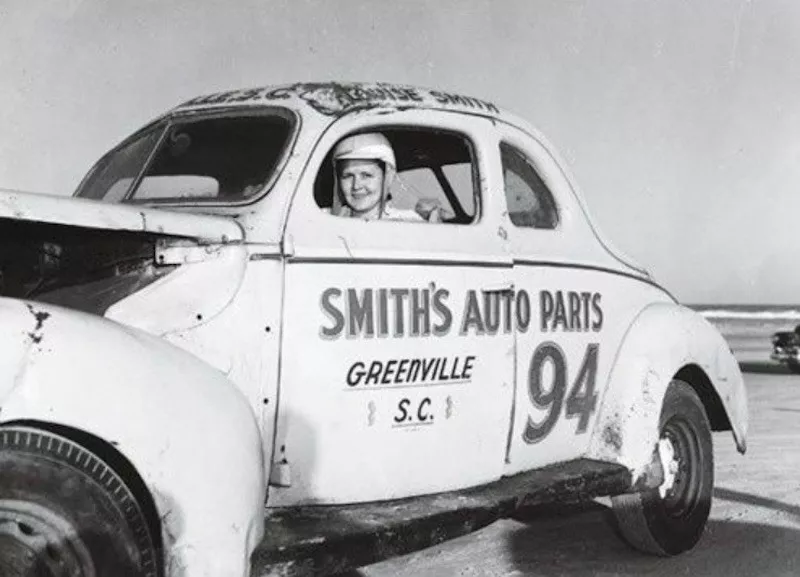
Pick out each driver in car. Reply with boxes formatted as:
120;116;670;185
331;133;443;222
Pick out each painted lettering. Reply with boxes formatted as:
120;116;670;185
321;285;543;338
539;290;604;333
347;288;375;338
522;343;601;444
592;293;604;330
181;84;500;117
460;290;485;335
347;362;365;386
320;288;344;338
569;292;582;330
463;355;475;378
553;291;569;331
390;288;409;337
344;356;477;387
397;359;410;381
411;288;431;336
365;361;382;385
540;290;554;332
417;398;432;421
432;288;452;336
421;358;438;381
581;291;592;330
378;288;390;337
382;359;398;384
516;289;531;332
408;359;422;381
394;399;410;423
483;292;501;334
502;291;514;333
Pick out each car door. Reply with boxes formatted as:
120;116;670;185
269;109;515;505
497;123;667;475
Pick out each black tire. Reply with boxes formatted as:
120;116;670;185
0;426;161;577
787;360;800;374
611;380;713;556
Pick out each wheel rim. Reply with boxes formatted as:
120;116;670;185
657;417;703;518
0;500;96;577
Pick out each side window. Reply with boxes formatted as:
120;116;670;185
500;142;559;230
314;128;478;224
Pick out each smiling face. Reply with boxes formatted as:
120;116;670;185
337;159;386;218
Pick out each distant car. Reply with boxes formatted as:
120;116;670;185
772;326;800;372
0;82;748;577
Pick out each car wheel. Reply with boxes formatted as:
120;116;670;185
611;380;713;556
0;426;161;577
787;360;800;374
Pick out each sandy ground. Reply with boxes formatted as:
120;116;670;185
349;340;800;577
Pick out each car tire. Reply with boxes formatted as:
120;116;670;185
0;425;161;577
787;360;800;374
611;380;713;556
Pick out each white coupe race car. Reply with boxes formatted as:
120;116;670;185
0;82;747;577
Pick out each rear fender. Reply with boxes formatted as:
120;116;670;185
588;303;748;484
0;297;265;577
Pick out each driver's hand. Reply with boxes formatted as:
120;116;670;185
415;198;448;222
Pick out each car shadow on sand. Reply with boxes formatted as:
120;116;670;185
502;490;800;577
345;488;800;576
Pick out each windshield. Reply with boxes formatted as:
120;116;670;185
75;109;295;203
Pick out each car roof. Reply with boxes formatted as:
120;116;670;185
162;82;651;279
173;81;523;125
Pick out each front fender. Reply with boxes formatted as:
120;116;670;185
588;302;748;481
0;297;265;577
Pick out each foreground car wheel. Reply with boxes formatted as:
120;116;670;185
0;426;161;577
611;380;713;556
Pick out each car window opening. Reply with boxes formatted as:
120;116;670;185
315;128;479;225
500;142;559;230
75;110;296;204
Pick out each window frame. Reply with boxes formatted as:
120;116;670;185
73;106;301;208
315;124;483;226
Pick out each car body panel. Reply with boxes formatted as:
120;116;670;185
0;298;265;577
269;109;515;505
505;267;673;474
482;120;677;474
106;243;250;335
0;188;243;244
588;302;748;481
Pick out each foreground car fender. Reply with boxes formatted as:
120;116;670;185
588;302;748;482
0;297;265;577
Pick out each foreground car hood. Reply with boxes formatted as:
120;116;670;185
0;189;243;243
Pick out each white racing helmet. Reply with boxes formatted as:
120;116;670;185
331;132;396;216
332;132;396;170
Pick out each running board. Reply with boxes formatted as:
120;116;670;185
251;458;631;577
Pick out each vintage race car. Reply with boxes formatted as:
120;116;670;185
771;326;800;371
0;82;747;577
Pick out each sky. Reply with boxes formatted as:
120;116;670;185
0;0;797;304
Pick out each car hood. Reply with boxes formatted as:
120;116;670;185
0;189;243;244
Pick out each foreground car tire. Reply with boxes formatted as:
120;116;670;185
0;426;161;577
611;380;713;556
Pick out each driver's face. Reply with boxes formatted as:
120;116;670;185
337;159;385;217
